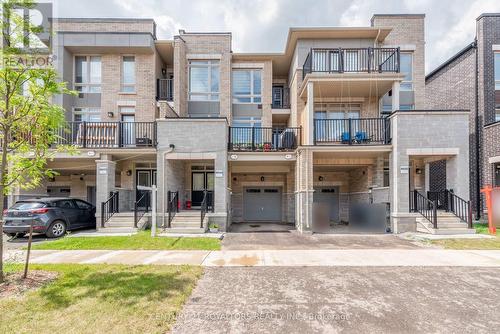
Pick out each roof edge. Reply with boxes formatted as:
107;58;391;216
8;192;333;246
425;42;476;81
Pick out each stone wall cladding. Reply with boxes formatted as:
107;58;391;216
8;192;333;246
372;15;426;109
53;19;156;35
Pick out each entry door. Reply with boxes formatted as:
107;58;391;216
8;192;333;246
191;172;214;207
86;186;96;206
243;188;282;222
121;115;135;146
272;85;283;108
313;187;340;222
136;170;153;209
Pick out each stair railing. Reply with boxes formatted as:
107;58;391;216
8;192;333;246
445;190;473;228
167;191;178;228
134;192;150;228
410;190;437;229
101;191;119;228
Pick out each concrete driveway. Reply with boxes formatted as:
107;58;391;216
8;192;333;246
222;232;422;250
172;266;500;333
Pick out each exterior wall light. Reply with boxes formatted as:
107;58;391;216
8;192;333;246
107;111;114;118
126;170;132;176
260;176;265;182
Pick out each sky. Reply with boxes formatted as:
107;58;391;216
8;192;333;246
52;0;500;74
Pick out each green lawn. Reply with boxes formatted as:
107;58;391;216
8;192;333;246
1;263;202;334
30;231;220;251
431;222;500;250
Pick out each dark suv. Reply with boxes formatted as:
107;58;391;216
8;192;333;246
3;198;96;238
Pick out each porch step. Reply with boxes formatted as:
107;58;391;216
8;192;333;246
163;227;206;234
96;227;138;234
416;217;475;235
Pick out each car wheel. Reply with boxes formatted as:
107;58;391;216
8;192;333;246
46;220;67;238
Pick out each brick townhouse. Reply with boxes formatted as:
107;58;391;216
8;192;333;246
426;13;500;218
8;14;475;235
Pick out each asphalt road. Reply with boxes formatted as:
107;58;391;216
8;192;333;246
172;266;500;334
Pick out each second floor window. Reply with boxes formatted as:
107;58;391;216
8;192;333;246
75;56;101;93
189;60;220;101
495;52;500;90
73;107;101;122
232;69;262;103
122;56;136;93
400;53;413;91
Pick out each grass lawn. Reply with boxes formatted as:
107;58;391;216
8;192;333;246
431;222;500;250
30;231;221;251
1;263;202;334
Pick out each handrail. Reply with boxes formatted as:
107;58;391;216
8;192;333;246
445;190;473;228
410;190;437;229
200;190;208;229
101;191;119;228
157;78;173;101
167;191;178;228
134;192;150;228
228;127;301;151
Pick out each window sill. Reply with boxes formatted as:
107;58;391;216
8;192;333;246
119;91;137;95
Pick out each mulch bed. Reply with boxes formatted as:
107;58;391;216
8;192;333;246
0;270;58;298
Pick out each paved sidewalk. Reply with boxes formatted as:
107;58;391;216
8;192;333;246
5;248;500;267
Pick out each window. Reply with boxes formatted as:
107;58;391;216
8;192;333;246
496;107;500;122
73;108;101;122
75;56;101;93
495;52;500;90
55;200;75;209
121;56;136;93
119;106;135;114
232;69;262;103
383;159;390;187
232;116;261;128
189;60;220;101
314;103;361;119
400;53;413;91
74;200;92;210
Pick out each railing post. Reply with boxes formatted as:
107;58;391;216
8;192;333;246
433;200;438;229
413;190;418;212
313;120;316;145
367;47;372;73
251;127;255;151
348;118;352;145
82;121;87;148
339;48;344;73
134;201;138;228
467;201;473;229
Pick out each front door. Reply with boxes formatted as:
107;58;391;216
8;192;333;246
121;114;135;147
272;85;283;108
495;163;500;187
191;171;214;207
136;170;156;209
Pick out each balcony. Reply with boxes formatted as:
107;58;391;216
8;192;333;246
303;47;400;79
156;78;173;101
314;118;390;145
228;127;301;152
54;122;157;148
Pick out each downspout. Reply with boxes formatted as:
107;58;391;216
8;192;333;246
161;147;174;226
474;39;481;219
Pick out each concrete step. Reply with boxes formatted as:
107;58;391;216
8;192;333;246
98;227;138;234
171;223;204;229
105;221;136;228
163;227;206;234
416;226;476;235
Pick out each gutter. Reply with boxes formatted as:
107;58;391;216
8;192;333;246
474;39;481;219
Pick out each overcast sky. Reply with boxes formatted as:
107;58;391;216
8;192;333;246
53;0;500;73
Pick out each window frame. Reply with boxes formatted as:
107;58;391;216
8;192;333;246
232;69;262;104
188;60;220;101
74;55;102;93
495;52;500;90
400;52;413;91
121;55;136;93
495;107;500;123
232;116;262;128
73;107;101;122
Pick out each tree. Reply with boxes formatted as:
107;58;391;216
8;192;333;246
0;0;74;282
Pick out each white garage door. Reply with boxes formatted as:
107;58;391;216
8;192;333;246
243;188;282;222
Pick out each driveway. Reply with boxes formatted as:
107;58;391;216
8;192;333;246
172;266;500;333
222;231;422;250
2;233;53;251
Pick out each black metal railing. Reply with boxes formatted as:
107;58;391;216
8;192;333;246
101;191;119;228
134;192;150;228
228;127;301;151
430;190;473;228
157;78;173;101
200;190;214;228
303;47;400;79
54;121;157;148
410;190;437;229
271;102;291;109
313;118;390;145
167;191;179;228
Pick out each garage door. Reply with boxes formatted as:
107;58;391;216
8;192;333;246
313;187;340;222
243;188;282;221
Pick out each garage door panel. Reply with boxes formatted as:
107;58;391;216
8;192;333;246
243;188;282;221
313;187;340;222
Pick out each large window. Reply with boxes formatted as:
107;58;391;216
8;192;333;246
121;56;136;93
232;69;262;103
73;108;101;122
189;60;220;101
495;52;500;90
75;56;101;93
400;53;413;91
232;116;262;128
496;107;500;122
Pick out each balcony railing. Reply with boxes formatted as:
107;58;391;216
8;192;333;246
303;47;400;79
157;78;173;101
228;127;301;151
314;118;390;145
54;121;157;148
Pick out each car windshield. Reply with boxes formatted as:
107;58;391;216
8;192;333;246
10;202;46;210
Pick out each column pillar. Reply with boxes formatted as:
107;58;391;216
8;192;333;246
95;154;116;228
295;148;314;233
306;81;315;145
392;81;400;112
